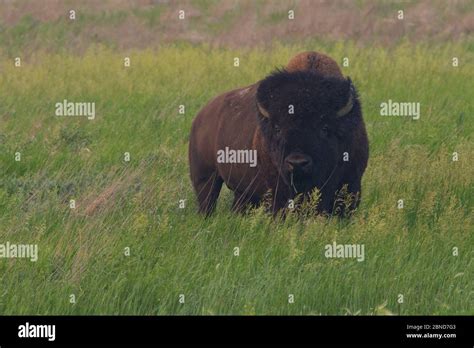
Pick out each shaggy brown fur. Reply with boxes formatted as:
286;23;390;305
286;51;343;78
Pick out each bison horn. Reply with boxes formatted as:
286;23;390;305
257;102;270;118
337;79;355;117
336;93;353;117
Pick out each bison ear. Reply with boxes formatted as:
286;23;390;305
336;77;355;118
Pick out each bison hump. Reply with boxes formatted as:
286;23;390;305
286;51;343;78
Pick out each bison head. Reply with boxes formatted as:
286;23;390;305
256;69;358;194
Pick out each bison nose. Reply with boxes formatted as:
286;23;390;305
285;155;313;173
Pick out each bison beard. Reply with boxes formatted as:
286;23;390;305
189;52;368;217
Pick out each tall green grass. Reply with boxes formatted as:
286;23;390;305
0;41;472;314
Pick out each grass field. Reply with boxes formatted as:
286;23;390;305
0;40;473;315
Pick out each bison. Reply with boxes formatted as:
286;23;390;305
189;51;369;216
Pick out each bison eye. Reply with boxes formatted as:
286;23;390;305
320;125;330;137
274;124;281;134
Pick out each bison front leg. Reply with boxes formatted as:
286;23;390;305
193;172;223;216
267;184;293;217
231;191;261;213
